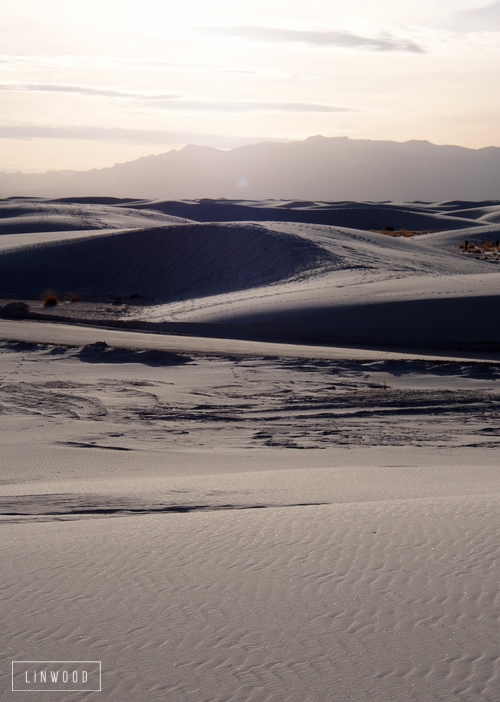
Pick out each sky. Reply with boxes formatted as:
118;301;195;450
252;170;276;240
1;0;500;172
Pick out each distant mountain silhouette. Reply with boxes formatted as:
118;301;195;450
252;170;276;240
1;136;499;201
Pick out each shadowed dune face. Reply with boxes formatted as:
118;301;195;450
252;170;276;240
77;341;191;366
0;222;337;302
0;214;105;235
205;295;500;348
479;211;500;223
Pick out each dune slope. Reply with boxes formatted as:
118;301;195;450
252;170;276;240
0;222;336;301
2;197;500;349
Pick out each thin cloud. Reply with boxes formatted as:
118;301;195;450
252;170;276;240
0;124;290;148
0;84;360;113
453;1;500;30
0;55;265;76
0;83;181;100
0;125;184;142
201;25;425;53
148;99;360;113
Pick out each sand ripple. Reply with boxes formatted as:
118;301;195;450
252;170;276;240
2;497;500;700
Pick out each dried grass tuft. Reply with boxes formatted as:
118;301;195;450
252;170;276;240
43;290;58;306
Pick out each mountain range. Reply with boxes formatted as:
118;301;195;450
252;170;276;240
1;135;499;201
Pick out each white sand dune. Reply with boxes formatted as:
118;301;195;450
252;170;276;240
0;198;190;252
1;197;500;348
0;222;335;303
439;204;500;223
0;197;187;234
2;197;500;701
122;197;486;231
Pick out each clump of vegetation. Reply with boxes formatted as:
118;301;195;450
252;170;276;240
43;290;58;306
394;229;414;238
460;240;477;252
459;240;500;255
376;228;416;237
69;293;81;303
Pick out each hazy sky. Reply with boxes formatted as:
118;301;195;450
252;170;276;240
1;0;500;171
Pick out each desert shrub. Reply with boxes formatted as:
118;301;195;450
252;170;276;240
43;290;58;306
69;293;81;303
461;242;480;253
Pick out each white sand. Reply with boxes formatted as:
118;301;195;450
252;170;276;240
4;497;500;701
1;197;500;700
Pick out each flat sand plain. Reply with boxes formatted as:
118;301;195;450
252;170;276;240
1;198;500;700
